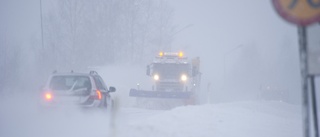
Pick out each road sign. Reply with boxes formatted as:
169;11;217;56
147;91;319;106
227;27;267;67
272;0;320;26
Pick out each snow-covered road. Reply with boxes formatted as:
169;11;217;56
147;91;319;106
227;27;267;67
0;92;302;137
116;101;302;137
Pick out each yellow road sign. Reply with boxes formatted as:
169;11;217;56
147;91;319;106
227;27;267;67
272;0;320;26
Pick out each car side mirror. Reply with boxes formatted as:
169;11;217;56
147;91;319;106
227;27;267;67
192;67;197;77
109;86;116;92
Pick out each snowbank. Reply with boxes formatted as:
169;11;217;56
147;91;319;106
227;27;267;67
118;101;302;137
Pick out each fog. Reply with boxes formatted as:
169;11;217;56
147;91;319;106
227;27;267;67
0;0;319;137
169;0;306;103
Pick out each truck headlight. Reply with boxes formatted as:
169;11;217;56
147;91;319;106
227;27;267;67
153;74;159;81
181;74;187;81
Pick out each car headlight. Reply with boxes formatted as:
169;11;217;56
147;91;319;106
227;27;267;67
153;74;159;81
181;74;187;81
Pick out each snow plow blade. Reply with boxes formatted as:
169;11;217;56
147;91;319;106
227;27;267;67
129;89;193;99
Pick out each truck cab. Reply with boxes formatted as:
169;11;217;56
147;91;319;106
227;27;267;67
146;52;198;92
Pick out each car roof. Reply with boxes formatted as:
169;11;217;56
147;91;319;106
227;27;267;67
50;70;100;77
51;73;92;77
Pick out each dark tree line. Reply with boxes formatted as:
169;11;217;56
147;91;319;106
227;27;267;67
43;0;174;69
0;0;175;91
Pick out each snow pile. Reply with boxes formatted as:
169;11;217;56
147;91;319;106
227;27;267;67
119;101;302;137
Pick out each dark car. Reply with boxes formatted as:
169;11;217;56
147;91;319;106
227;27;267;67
39;71;116;109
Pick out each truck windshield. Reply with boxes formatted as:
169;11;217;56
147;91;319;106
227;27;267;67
153;63;189;79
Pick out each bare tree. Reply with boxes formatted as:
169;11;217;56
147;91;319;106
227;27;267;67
44;0;175;67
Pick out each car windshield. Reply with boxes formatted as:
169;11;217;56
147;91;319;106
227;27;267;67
49;75;91;91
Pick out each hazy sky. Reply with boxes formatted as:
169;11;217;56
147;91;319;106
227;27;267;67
2;0;320;103
168;0;316;103
1;0;39;43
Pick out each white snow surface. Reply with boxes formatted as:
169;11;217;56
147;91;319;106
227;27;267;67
0;93;302;137
116;101;302;137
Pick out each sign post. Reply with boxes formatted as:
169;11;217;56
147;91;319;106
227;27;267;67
298;26;311;137
310;75;319;137
272;1;320;137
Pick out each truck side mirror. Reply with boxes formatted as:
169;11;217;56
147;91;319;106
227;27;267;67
146;65;150;76
192;66;198;77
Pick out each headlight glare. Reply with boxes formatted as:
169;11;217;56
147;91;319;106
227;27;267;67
153;74;159;80
181;74;187;81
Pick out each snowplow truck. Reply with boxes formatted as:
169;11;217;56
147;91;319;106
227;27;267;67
129;52;201;102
